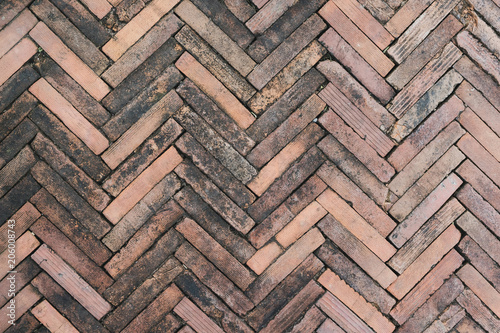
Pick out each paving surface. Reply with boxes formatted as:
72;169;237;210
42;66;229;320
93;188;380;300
0;0;500;332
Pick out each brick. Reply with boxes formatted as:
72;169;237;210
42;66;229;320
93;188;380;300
122;285;184;333
458;32;500;84
223;0;255;21
176;133;256;208
103;258;182;332
0;9;37;58
102;15;183;88
460;108;500;161
387;15;463;90
289;306;325;333
31;0;109;75
457;133;500;188
318;215;396;288
102;91;182;169
113;0;143;21
175;272;254;333
399;276;464;332
456;211;500;264
31;273;108;333
319;29;395;104
317;60;395;131
319;269;395;332
0;92;37;143
0;146;36;198
102;39;183;113
468;15;500;59
247;254;324;330
175;242;254;315
4;313;39;333
103;119;182;196
102;174;181;252
426;304;465;332
261;280;324;333
468;0;500;31
149;314;182;333
318;135;395;207
457;289;500;332
0;65;39;114
248;146;324;222
454;56;500;110
456;163;500;222
103;229;183;306
332;0;393;49
175;0;255;76
31;161;111;238
247;0;297;33
0;285;41;332
174;297;224;333
0;0;32;30
50;0;110;46
458;236;500;293
174;187;256;263
284;174;328;215
0;175;40;228
31;300;79;333
176;218;255;290
317;242;396;314
175;26;256;102
29;106;110;182
389;43;462;117
319;84;395;156
455;316;486;333
249;124;324;196
30;23;110;101
177;79;255;156
247;14;326;89
30;189;112;266
456;81;500;137
391;69;463;142
103;147;182;224
30;217;113;293
319;1;394;76
389;96;464;172
105;200;182;278
0;38;36;87
102;0;179;61
32;244;111;319
0;202;39;253
385;0;434;37
249;41;326;114
246;242;282;275
316;292;373;333
248;204;295;249
80;0;111;19
246;228;324;304
358;0;394;22
388;225;461;299
319;110;395;182
389;199;465;273
388;0;461;63
389;122;465;196
317;319;344;333
103;66;182;141
318;189;396;261
247;68;326;143
0;231;39;279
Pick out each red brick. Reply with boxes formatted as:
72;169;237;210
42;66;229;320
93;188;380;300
0;146;36;198
0;203;39;253
246;0;296;34
0;231;40;280
0;9;37;59
31;300;79;333
0;0;32;30
248;203;294;249
459;108;500;161
388;225;461;299
385;0;433;37
32;244;111;319
174;297;225;333
246;242;282;275
0;259;39;308
426;304;466;332
455;316;487;333
389;173;462;248
0;38;37;87
317;319;344;333
0;285;40;333
285;174;328;215
459;236;500;291
289;305;325;333
78;0;111;19
457;289;500;332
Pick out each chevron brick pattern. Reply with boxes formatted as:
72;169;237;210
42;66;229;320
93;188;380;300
0;0;499;332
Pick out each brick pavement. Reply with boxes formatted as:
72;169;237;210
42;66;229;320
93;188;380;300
0;0;499;332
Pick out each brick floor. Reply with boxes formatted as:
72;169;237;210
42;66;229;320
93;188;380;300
0;0;499;332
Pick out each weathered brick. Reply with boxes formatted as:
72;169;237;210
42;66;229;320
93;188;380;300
0;231;39;279
0;92;37;143
174;297;225;333
0;202;39;253
0;38;36;87
246;242;282;275
0;0;32;30
285;174;328;215
316;319;344;333
460;108;500;161
246;0;296;34
457;289;500;332
0;66;39;114
385;0;434;37
31;300;79;333
0;9;37;59
289;306;325;333
0;146;36;198
0;175;40;225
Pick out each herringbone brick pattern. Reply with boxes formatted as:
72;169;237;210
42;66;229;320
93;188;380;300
0;0;499;331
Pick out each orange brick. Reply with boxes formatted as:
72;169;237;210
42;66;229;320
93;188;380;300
0;231;40;280
31;300;79;333
387;224;461;299
103;147;182;224
460;108;500;161
317;189;396;261
246;0;296;34
29;78;108;155
79;0;112;19
174;297;224;333
319;269;395;332
102;0;179;61
248;124;323;196
0;202;39;253
0;285;41;333
29;22;110;101
31;244;111;319
176;53;255;129
247;242;282;275
319;1;394;76
0;9;37;58
457;264;500;318
0;38;37;87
